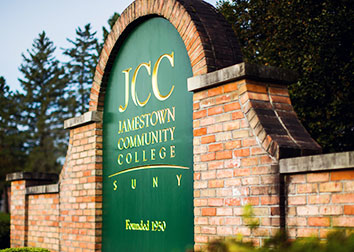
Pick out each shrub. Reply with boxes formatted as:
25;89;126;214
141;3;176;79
202;230;354;252
0;213;10;249
0;248;50;252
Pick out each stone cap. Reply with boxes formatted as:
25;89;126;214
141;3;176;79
64;111;102;129
26;183;59;195
188;62;298;92
280;151;354;174
6;172;58;182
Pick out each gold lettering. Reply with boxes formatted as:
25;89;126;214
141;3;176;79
152;52;175;101
119;68;132;112
142;150;147;162
113;180;118;190
131;179;136;189
170;145;176;158
117;154;123;165
176;174;182;186
153;177;158;188
126;153;132;164
159;147;166;159
134;151;139;163
169;127;175;141
126;219;131;230
151;148;156;160
131;62;151;107
167;107;175;122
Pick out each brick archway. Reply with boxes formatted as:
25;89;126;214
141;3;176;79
89;0;243;112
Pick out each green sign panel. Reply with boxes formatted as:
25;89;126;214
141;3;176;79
103;17;194;251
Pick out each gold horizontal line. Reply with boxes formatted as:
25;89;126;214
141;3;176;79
108;164;189;178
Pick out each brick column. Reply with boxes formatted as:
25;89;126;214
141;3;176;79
188;62;321;249
6;172;58;248
60;111;103;252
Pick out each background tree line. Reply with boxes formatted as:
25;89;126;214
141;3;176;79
0;0;353;204
0;13;119;211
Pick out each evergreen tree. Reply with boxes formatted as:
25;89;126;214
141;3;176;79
217;0;354;152
102;12;120;43
63;24;99;115
18;32;70;173
0;76;26;207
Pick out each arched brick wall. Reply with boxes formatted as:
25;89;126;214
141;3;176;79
89;0;243;112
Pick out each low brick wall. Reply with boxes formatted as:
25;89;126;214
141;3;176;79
280;151;354;239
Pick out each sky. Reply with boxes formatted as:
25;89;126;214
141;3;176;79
0;0;218;92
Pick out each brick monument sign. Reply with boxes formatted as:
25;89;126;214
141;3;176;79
7;0;354;251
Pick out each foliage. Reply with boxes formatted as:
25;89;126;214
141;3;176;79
0;248;50;252
0;213;10;249
0;77;26;197
242;204;260;231
18;31;70;173
102;12;120;43
217;0;354;153
202;230;354;252
63;24;99;115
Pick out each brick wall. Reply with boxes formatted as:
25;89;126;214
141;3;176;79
281;152;354;239
188;63;321;250
27;193;59;250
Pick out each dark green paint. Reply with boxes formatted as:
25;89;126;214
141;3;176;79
103;17;194;252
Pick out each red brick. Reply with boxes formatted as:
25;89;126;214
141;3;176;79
234;149;250;157
319;182;343;192
224;102;240;112
193;110;207;119
331;170;354;181
193;128;207;136
208;143;223;152
201;171;216;180
242;139;257;147
332;217;354;227
332;193;354;203
307;172;329;182
223;121;240;131
216;150;232;160
232;111;244;120
308;217;330;227
319;205;342;215
216;208;233;216
223;82;238;93
208;180;224;188
207;124;223;134
208;106;223;115
208;198;224;207
208;86;223;97
344;205;354;215
201;208;216;216
216;170;233;178
297;228;318;237
260;196;279;205
201;135;215;144
242;197;259;206
201;226;216;234
208;161;224;170
225;198;241;206
194;90;208;101
225;140;241;149
217;226;233;235
308;195;330;204
288;196;306;205
241;157;258;166
297;184;318;194
297;206;318;216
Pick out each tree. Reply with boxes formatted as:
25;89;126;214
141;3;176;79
18;32;70;173
63;24;99;115
217;0;354;153
102;12;120;43
0;76;26;211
